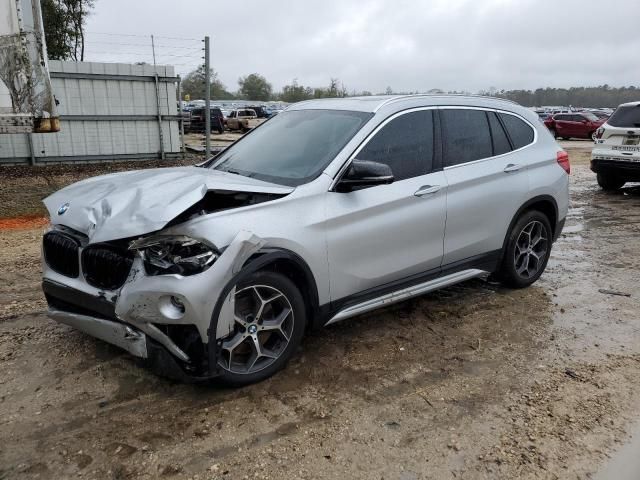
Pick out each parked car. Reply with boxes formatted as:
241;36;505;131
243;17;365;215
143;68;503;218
188;107;224;134
591;101;640;190
544;112;605;140
41;95;569;385
246;105;272;119
226;109;263;132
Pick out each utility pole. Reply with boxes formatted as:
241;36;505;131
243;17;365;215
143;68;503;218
151;34;165;160
204;36;211;159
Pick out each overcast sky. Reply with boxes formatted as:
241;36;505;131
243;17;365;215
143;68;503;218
84;0;640;94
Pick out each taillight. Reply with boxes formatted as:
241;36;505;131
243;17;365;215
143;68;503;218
557;151;570;174
595;127;604;139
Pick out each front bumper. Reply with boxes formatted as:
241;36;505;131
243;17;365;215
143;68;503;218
42;230;267;381
43;279;206;381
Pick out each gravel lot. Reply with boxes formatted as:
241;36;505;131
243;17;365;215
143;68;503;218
1;140;639;480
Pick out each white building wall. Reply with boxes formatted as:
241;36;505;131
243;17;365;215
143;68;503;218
0;60;181;164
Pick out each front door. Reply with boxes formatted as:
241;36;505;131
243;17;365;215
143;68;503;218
325;109;447;302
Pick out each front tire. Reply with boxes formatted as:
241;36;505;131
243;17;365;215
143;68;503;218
497;211;552;288
216;270;306;386
597;172;625;191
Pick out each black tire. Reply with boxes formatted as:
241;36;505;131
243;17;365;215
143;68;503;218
497;210;553;289
597;172;625;191
216;270;306;386
217;127;224;134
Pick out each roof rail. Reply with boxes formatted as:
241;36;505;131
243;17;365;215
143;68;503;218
373;94;520;112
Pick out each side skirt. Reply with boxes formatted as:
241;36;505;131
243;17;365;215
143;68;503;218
325;268;488;326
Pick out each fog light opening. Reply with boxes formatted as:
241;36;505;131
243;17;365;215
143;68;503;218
170;296;185;314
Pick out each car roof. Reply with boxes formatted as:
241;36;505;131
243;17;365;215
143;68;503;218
617;101;640;108
287;94;520;113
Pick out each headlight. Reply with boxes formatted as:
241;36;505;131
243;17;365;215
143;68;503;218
129;235;218;276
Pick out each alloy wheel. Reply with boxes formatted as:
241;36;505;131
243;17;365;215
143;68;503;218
219;285;294;374
513;220;548;279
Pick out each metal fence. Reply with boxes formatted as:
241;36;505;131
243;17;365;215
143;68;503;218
0;60;182;165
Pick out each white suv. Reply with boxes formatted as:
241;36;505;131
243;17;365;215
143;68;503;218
42;95;569;385
592;101;640;190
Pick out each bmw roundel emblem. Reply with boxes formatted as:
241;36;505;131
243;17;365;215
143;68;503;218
57;203;70;215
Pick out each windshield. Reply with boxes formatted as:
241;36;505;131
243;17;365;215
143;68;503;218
608;105;640;128
209;109;372;186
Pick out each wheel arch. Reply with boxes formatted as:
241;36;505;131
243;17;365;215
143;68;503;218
499;195;559;264
242;248;320;328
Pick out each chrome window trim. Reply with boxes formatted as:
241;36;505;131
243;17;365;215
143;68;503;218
329;105;538;190
439;106;538;171
329;106;439;191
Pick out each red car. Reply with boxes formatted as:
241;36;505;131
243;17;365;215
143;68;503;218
544;112;605;140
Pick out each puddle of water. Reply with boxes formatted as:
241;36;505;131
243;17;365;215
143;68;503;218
594;420;640;480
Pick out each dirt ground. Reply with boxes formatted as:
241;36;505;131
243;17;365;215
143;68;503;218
1;140;639;480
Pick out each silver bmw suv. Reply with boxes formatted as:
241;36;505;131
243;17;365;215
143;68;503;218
42;95;569;385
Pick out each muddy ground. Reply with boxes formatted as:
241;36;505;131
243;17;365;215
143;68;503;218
1;140;639;480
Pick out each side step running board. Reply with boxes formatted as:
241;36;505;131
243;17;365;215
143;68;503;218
325;269;487;326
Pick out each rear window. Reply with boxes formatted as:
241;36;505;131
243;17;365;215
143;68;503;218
499;113;534;149
441;109;493;166
608;105;640;128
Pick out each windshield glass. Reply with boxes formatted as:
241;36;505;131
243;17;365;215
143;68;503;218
608;105;640;128
209;109;372;186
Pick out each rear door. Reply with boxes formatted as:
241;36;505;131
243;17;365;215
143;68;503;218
326;109;447;301
440;108;531;267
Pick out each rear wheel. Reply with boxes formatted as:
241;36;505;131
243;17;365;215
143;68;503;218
216;271;306;386
497;211;552;288
597;172;625;191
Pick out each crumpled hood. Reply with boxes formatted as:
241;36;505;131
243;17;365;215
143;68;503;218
43;166;294;243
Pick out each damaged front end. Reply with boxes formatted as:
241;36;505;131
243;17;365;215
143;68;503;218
41;167;289;381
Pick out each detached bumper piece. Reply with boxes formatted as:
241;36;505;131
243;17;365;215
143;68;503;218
48;307;148;358
42;279;217;382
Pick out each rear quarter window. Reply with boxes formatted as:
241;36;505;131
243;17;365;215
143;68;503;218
608;105;640;128
499;113;535;150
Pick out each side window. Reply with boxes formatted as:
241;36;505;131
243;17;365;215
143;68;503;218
441;109;492;166
488;112;512;156
499;113;535;150
356;110;434;181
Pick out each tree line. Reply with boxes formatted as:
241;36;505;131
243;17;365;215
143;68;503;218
181;69;640;107
491;86;640;108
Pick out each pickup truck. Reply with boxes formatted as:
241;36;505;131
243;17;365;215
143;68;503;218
226;109;264;132
544;112;605;140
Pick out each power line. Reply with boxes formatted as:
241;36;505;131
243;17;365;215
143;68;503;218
86;31;202;42
85;40;201;49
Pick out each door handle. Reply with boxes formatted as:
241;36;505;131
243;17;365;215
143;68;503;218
503;163;522;173
414;185;441;197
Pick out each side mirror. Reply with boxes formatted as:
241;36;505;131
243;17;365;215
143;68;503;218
336;159;394;193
